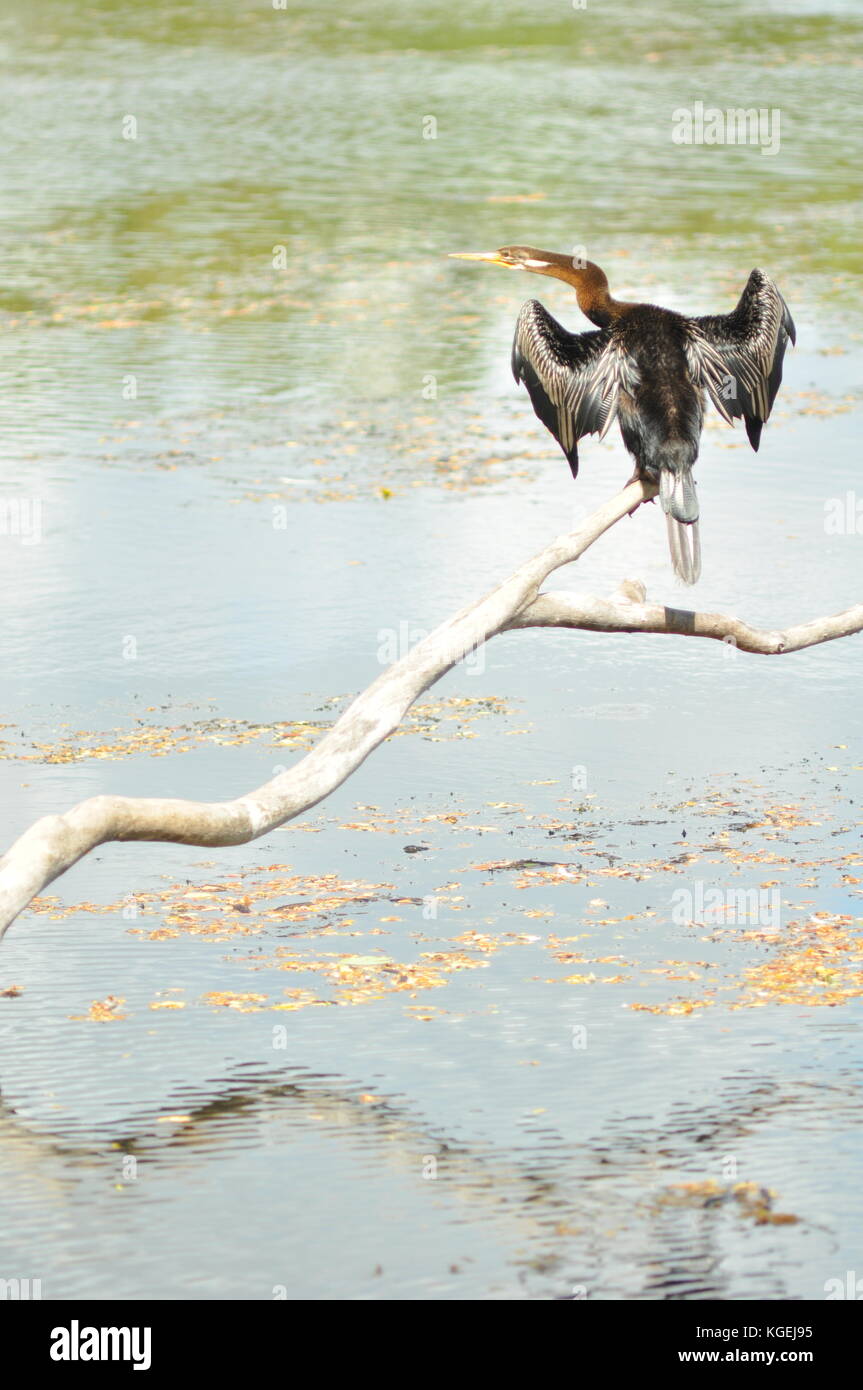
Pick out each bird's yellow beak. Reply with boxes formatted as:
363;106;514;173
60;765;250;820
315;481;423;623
448;251;517;267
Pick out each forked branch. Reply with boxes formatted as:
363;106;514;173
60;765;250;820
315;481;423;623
1;478;859;940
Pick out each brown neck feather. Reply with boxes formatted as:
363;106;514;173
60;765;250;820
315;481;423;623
528;253;633;328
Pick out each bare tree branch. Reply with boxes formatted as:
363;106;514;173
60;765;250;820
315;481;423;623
511;586;863;653
1;477;859;941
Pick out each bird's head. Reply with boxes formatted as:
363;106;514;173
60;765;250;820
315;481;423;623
449;245;580;275
449;245;611;295
449;246;623;325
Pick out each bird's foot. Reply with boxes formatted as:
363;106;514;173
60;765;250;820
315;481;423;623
625;472;654;516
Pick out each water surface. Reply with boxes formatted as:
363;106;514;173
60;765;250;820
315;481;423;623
0;0;861;1301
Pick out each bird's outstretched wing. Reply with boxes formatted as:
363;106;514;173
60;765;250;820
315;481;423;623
511;299;639;477
685;269;796;451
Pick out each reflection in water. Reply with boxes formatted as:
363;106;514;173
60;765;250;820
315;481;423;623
0;1057;850;1299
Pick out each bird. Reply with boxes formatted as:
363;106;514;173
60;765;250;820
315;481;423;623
449;247;795;583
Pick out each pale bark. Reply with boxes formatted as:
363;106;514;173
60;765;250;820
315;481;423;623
1;478;859;940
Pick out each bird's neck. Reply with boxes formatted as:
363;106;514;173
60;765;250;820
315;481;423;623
541;260;634;327
575;290;631;329
571;279;634;329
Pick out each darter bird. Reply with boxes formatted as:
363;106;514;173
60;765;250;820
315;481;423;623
449;247;795;583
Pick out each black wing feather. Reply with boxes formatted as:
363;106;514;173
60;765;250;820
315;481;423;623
686;269;795;453
511;299;638;478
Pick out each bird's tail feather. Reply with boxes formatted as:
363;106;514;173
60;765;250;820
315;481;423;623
659;465;700;584
666;514;701;585
659;467;698;524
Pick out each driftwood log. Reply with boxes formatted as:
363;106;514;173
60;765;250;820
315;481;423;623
1;478;861;940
